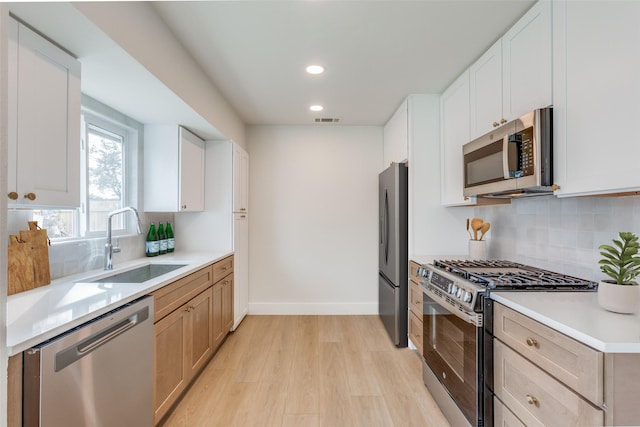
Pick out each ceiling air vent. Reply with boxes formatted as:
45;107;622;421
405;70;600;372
314;117;341;124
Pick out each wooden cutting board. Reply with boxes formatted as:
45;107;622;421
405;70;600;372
19;221;51;287
8;235;35;295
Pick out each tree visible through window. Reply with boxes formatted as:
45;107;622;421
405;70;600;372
86;122;125;234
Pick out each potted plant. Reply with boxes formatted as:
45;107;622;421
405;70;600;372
598;231;640;314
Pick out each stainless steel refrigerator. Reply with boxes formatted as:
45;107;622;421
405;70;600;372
379;162;408;347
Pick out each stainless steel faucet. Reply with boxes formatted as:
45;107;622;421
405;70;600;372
105;207;143;270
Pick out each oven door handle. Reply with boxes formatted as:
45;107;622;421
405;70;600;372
422;284;483;327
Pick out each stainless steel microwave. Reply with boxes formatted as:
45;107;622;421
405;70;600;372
462;107;554;198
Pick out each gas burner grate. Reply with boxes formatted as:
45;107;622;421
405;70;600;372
432;259;597;291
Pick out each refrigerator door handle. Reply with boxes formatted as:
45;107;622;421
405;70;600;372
384;190;390;263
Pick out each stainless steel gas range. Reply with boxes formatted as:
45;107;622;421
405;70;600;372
417;260;597;427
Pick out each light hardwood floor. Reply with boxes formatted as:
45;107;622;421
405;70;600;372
161;315;449;427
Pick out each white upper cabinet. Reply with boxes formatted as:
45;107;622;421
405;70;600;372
383;99;408;168
502;0;552;122
469;39;503;139
8;17;81;207
553;0;640;197
440;70;476;206
232;143;249;213
469;1;552;140
144;125;205;212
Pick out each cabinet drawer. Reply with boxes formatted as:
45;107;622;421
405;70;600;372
409;280;423;317
409;261;421;284
494;339;603;427
152;266;213;321
494;303;603;404
494;396;525;427
213;256;234;283
408;311;423;354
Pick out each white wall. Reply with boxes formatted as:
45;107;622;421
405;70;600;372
73;2;246;149
175;140;234;252
407;94;474;257
247;125;383;314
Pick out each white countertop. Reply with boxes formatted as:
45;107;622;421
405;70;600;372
6;251;232;356
491;291;640;353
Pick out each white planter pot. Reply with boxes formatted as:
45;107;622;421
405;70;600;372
597;280;640;314
468;240;488;260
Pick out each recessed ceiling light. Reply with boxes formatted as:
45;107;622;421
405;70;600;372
310;105;324;112
306;65;325;75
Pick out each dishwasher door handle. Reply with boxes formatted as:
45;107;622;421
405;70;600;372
77;316;137;354
55;305;150;372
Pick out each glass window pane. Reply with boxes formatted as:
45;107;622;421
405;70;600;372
87;125;124;233
30;209;77;239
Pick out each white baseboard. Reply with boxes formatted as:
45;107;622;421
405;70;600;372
248;302;378;315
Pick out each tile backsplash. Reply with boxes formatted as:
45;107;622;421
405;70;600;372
476;195;640;282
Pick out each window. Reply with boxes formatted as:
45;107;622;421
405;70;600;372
81;111;138;238
10;101;140;241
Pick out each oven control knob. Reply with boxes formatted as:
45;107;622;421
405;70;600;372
450;284;458;295
463;291;472;303
456;288;463;299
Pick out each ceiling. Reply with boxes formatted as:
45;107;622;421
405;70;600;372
8;1;536;132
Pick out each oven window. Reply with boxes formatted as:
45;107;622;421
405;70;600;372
423;295;478;424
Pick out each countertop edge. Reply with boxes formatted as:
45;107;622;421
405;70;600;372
6;251;233;356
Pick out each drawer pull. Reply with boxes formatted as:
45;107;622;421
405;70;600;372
526;394;539;406
526;337;538;347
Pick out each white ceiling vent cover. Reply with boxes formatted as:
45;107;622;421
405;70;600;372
314;117;341;123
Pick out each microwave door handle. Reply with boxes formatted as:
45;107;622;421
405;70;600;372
502;135;511;179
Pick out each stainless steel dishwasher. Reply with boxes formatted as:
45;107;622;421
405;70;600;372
23;296;154;427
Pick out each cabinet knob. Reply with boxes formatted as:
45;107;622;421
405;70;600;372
526;394;539;406
240;207;246;211
492;121;500;127
526;337;538;347
8;192;18;200
500;118;507;124
181;204;187;209
24;192;36;201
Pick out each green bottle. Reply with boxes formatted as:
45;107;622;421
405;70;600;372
166;222;175;253
158;223;167;255
146;223;159;257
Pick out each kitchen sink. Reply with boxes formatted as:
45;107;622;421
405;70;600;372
90;264;187;283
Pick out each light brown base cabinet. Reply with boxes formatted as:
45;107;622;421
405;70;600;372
493;302;640;426
408;261;423;355
152;255;234;425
